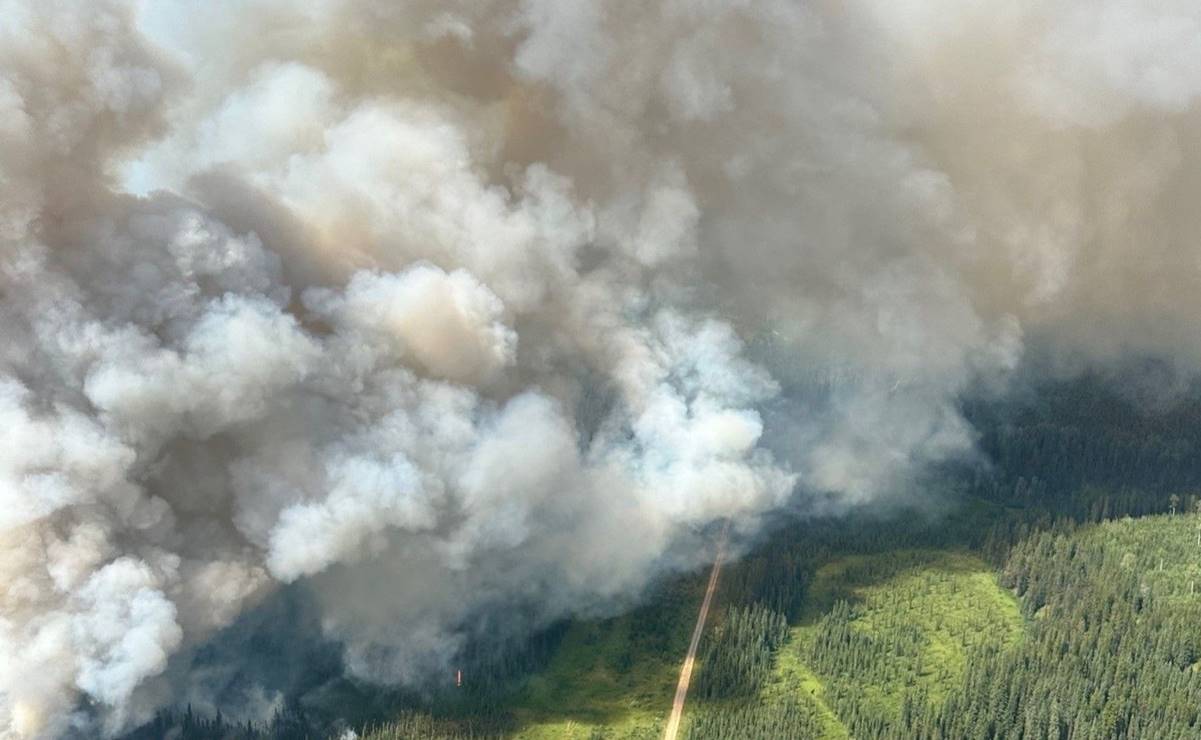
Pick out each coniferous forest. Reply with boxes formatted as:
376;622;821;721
14;2;1201;738
128;378;1201;739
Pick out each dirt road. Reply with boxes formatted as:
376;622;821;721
662;525;728;740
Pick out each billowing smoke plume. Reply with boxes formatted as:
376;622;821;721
3;0;1201;735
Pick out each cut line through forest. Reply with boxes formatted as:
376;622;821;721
663;524;728;740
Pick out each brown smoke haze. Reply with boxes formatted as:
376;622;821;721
3;0;1201;736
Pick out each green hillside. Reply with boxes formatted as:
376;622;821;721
126;379;1201;740
679;549;1023;739
149;510;1201;740
362;513;1201;740
504;578;701;740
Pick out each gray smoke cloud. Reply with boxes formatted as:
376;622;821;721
2;0;1201;736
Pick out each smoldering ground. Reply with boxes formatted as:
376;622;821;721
3;0;1201;736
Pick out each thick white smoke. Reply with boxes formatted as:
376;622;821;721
3;0;1201;736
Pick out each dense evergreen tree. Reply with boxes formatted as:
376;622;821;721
126;378;1201;739
695;603;789;700
684;696;824;739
